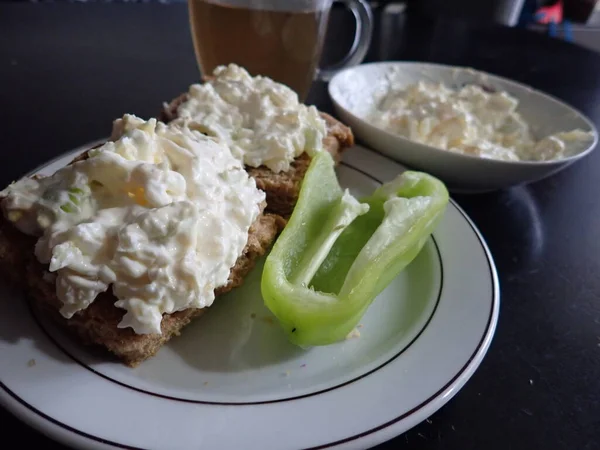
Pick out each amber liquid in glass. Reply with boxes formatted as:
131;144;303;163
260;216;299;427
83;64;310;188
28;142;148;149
189;0;329;100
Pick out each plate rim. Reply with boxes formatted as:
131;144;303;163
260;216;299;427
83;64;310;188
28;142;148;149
0;144;500;450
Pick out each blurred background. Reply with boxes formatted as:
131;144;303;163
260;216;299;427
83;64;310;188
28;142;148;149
398;0;600;52
4;0;600;51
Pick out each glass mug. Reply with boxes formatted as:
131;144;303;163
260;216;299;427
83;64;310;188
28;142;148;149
188;0;373;100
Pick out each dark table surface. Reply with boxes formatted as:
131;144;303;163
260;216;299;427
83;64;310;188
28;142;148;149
1;3;600;450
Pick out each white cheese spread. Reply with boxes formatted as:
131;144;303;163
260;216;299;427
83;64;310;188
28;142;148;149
172;64;327;173
1;115;265;334
370;81;594;162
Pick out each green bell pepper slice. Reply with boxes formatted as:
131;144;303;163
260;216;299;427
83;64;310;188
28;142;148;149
261;151;449;347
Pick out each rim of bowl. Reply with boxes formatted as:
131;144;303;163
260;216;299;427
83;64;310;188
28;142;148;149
328;61;599;167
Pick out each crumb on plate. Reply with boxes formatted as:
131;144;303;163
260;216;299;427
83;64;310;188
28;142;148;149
346;328;361;339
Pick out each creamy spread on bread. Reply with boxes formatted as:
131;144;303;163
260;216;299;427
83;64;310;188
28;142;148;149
371;81;594;161
1;115;265;334
171;63;327;173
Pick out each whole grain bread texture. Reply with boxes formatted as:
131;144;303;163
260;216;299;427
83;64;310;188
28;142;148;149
0;149;285;367
161;92;355;218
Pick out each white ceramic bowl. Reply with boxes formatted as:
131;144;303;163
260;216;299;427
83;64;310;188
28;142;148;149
328;62;598;193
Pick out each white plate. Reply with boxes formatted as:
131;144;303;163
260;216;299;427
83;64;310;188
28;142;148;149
0;144;499;450
329;62;598;193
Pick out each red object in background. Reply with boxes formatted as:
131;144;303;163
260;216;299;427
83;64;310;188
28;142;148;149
535;0;564;23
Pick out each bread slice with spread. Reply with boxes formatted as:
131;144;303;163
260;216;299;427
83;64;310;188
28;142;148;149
161;64;354;217
0;115;284;366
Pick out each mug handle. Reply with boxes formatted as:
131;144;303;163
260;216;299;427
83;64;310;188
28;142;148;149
317;0;373;82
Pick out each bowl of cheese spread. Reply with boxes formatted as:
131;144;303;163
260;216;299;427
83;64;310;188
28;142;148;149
329;62;598;192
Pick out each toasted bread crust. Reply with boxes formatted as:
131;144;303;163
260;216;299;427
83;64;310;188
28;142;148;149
0;149;285;367
161;92;354;217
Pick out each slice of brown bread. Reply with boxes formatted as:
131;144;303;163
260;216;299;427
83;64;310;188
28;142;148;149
161;92;354;218
0;149;285;367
